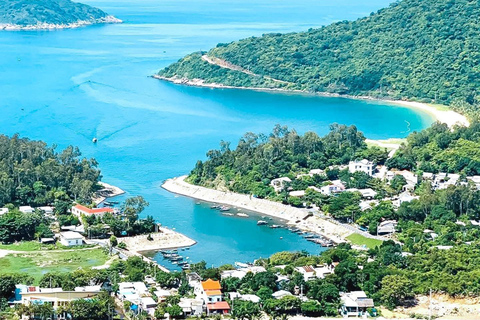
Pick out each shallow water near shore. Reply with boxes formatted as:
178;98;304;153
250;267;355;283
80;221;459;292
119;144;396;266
0;0;433;268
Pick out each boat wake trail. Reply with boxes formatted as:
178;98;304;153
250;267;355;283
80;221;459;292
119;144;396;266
401;120;411;134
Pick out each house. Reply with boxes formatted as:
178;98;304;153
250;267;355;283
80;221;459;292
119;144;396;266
349;159;375;176
71;204;114;218
340;291;374;317
0;208;8;216
187;272;202;287
396;192;419;206
357;188;377;199
270;177;292;193
229;292;261;303
38;206;54;215
320;182;345;196
272;290;292;299
179;298;204;316
206;301;230;315
314;264;335;279
19;206;34;213
221;269;247;280
140;297;157;315
377;220;397;235
154;289;171;302
59;231;84;246
17;285;101;311
289;190;305;197
294;266;316;281
198;279;230;315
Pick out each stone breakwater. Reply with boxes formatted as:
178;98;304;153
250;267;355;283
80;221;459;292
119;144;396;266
162;175;354;244
0;16;122;30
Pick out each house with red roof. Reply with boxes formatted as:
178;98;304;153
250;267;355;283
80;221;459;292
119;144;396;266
197;279;230;315
71;204;114;218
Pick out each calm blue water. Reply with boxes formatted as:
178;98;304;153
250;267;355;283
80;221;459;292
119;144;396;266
0;0;433;267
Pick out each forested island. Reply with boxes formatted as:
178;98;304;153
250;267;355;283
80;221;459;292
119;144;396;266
0;0;121;30
158;0;480;117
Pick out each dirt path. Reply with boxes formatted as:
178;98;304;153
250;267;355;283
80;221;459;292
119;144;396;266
201;55;293;85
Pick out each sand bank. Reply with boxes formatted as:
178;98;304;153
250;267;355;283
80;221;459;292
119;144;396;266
0;16;122;31
162;176;354;243
118;227;196;253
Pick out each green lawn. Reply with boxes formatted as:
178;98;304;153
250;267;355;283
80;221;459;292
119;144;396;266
0;241;95;251
346;233;383;249
0;248;109;283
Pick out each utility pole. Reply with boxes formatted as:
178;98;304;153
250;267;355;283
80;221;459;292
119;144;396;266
429;288;432;320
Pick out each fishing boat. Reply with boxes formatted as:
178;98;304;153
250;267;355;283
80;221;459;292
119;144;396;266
210;205;219;209
219;206;231;211
237;213;249;217
270;225;281;229
257;220;268;225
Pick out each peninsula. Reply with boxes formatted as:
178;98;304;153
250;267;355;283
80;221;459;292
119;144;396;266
0;0;121;30
157;0;479;120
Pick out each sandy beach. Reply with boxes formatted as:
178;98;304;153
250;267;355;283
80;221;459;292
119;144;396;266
162;176;354;243
154;75;469;128
118;227;196;253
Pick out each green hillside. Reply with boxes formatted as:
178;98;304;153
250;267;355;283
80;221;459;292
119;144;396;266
159;0;480;117
0;0;118;27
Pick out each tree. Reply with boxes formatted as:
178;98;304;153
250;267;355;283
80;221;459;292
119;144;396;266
232;299;260;320
0;275;16;299
165;304;183;319
380;274;414;309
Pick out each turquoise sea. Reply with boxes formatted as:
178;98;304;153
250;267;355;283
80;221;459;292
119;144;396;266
0;0;433;268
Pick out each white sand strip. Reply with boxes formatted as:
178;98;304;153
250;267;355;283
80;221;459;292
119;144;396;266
162;176;354;243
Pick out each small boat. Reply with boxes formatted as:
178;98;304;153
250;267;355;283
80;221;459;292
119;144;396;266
237;213;249;218
257;220;268;225
92;138;98;143
196;202;201;205
270;225;281;229
280;237;283;239
211;205;219;209
219;206;231;211
222;212;234;216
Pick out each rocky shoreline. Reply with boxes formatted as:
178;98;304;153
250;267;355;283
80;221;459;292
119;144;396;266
0;16;122;30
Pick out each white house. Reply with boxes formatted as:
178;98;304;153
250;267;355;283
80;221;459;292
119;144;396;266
272;290;292;299
377;220;397;235
19;206;34;213
0;208;8;216
59;231;84;246
294;266;316;281
270;177;292;193
349;159;375;176
357;188;378;199
289;190;305;197
229;292;261;303
340;291;374;318
221;269;247;280
71;204;114;218
38;206;54;215
320;183;345;196
179;298;204;317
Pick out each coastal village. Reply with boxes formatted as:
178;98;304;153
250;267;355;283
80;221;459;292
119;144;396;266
3;0;480;319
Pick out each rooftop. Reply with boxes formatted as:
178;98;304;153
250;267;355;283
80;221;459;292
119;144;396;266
201;279;221;291
207;301;230;310
60;231;83;240
73;204;114;215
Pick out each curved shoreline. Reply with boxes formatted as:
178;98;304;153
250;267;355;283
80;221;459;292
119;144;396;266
153;75;469;128
162;175;357;245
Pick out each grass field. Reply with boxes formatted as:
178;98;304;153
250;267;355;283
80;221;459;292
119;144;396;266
0;241;96;251
346;233;383;249
0;248;109;283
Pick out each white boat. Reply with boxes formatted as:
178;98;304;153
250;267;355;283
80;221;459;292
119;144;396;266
237;213;249;217
257;220;268;225
222;212;234;216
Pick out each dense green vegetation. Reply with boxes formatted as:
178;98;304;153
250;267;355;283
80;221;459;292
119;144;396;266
0;134;101;207
188;124;386;200
0;0;115;26
387;121;480;174
160;0;480;117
